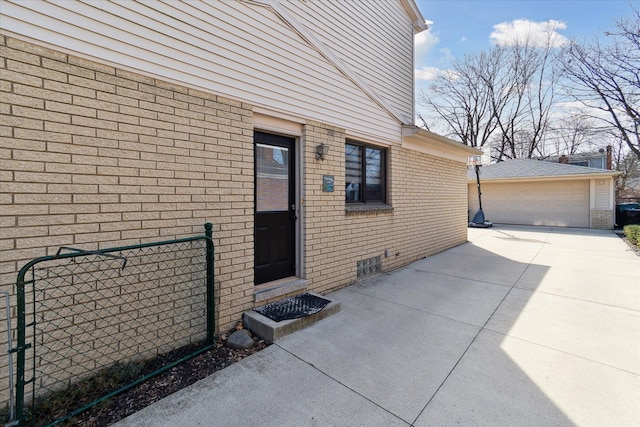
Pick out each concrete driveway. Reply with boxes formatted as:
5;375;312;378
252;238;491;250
116;225;640;426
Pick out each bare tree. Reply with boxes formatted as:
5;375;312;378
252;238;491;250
417;48;503;148
490;33;563;160
615;146;640;200
561;9;640;158
545;114;602;157
418;32;563;161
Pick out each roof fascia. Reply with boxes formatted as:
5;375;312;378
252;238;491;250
402;126;481;163
253;0;409;125
399;0;428;32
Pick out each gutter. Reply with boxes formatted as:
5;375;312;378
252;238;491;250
467;170;623;184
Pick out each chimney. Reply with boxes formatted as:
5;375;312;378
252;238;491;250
559;154;569;164
606;145;612;170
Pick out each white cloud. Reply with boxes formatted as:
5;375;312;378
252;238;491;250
415;66;458;82
490;19;569;47
415;20;439;56
415;66;445;81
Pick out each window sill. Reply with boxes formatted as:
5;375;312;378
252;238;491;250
345;204;394;216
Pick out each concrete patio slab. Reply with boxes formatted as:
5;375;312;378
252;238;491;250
478;226;558;243
458;227;550;258
409;247;531;286
546;227;633;251
115;345;409;427
486;288;640;374
415;330;640;427
276;288;480;424
516;264;640;309
350;268;510;327
532;250;640;277
437;234;546;260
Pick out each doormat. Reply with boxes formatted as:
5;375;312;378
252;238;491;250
254;293;331;322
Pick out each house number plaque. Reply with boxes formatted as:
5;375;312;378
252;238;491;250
322;175;334;192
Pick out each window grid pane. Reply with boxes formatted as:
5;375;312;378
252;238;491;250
365;147;383;202
345;144;361;202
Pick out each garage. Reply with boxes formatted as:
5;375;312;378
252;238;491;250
469;180;590;227
468;159;620;229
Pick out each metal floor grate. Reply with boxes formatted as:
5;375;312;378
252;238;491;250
254;293;330;322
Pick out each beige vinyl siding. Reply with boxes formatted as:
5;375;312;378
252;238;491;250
594;179;611;210
0;0;401;142
280;0;415;123
592;179;614;228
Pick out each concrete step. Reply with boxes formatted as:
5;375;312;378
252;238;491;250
243;292;341;343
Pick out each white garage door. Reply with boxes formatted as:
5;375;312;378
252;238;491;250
468;180;590;227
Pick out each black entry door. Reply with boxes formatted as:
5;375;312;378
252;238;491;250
255;132;296;285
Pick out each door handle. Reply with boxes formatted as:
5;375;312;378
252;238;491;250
290;204;298;221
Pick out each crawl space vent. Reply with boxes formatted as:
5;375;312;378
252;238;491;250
357;256;381;278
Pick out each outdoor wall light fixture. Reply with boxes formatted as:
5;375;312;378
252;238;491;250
315;142;329;160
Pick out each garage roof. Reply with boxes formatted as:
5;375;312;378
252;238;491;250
468;159;621;181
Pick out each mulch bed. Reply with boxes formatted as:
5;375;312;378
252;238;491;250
32;325;268;426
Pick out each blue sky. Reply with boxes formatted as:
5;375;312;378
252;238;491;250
414;0;638;83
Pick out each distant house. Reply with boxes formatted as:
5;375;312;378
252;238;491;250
468;159;621;228
544;146;612;170
0;0;479;336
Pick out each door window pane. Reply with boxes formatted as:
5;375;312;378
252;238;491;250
256;143;289;212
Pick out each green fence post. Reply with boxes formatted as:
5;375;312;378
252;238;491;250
13;261;38;426
15;275;25;425
204;223;215;343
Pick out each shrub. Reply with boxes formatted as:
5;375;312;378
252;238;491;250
623;224;640;246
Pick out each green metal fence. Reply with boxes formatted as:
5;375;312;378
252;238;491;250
10;223;215;426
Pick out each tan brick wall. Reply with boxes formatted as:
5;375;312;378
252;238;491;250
302;121;468;295
591;209;613;229
0;36;255;402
